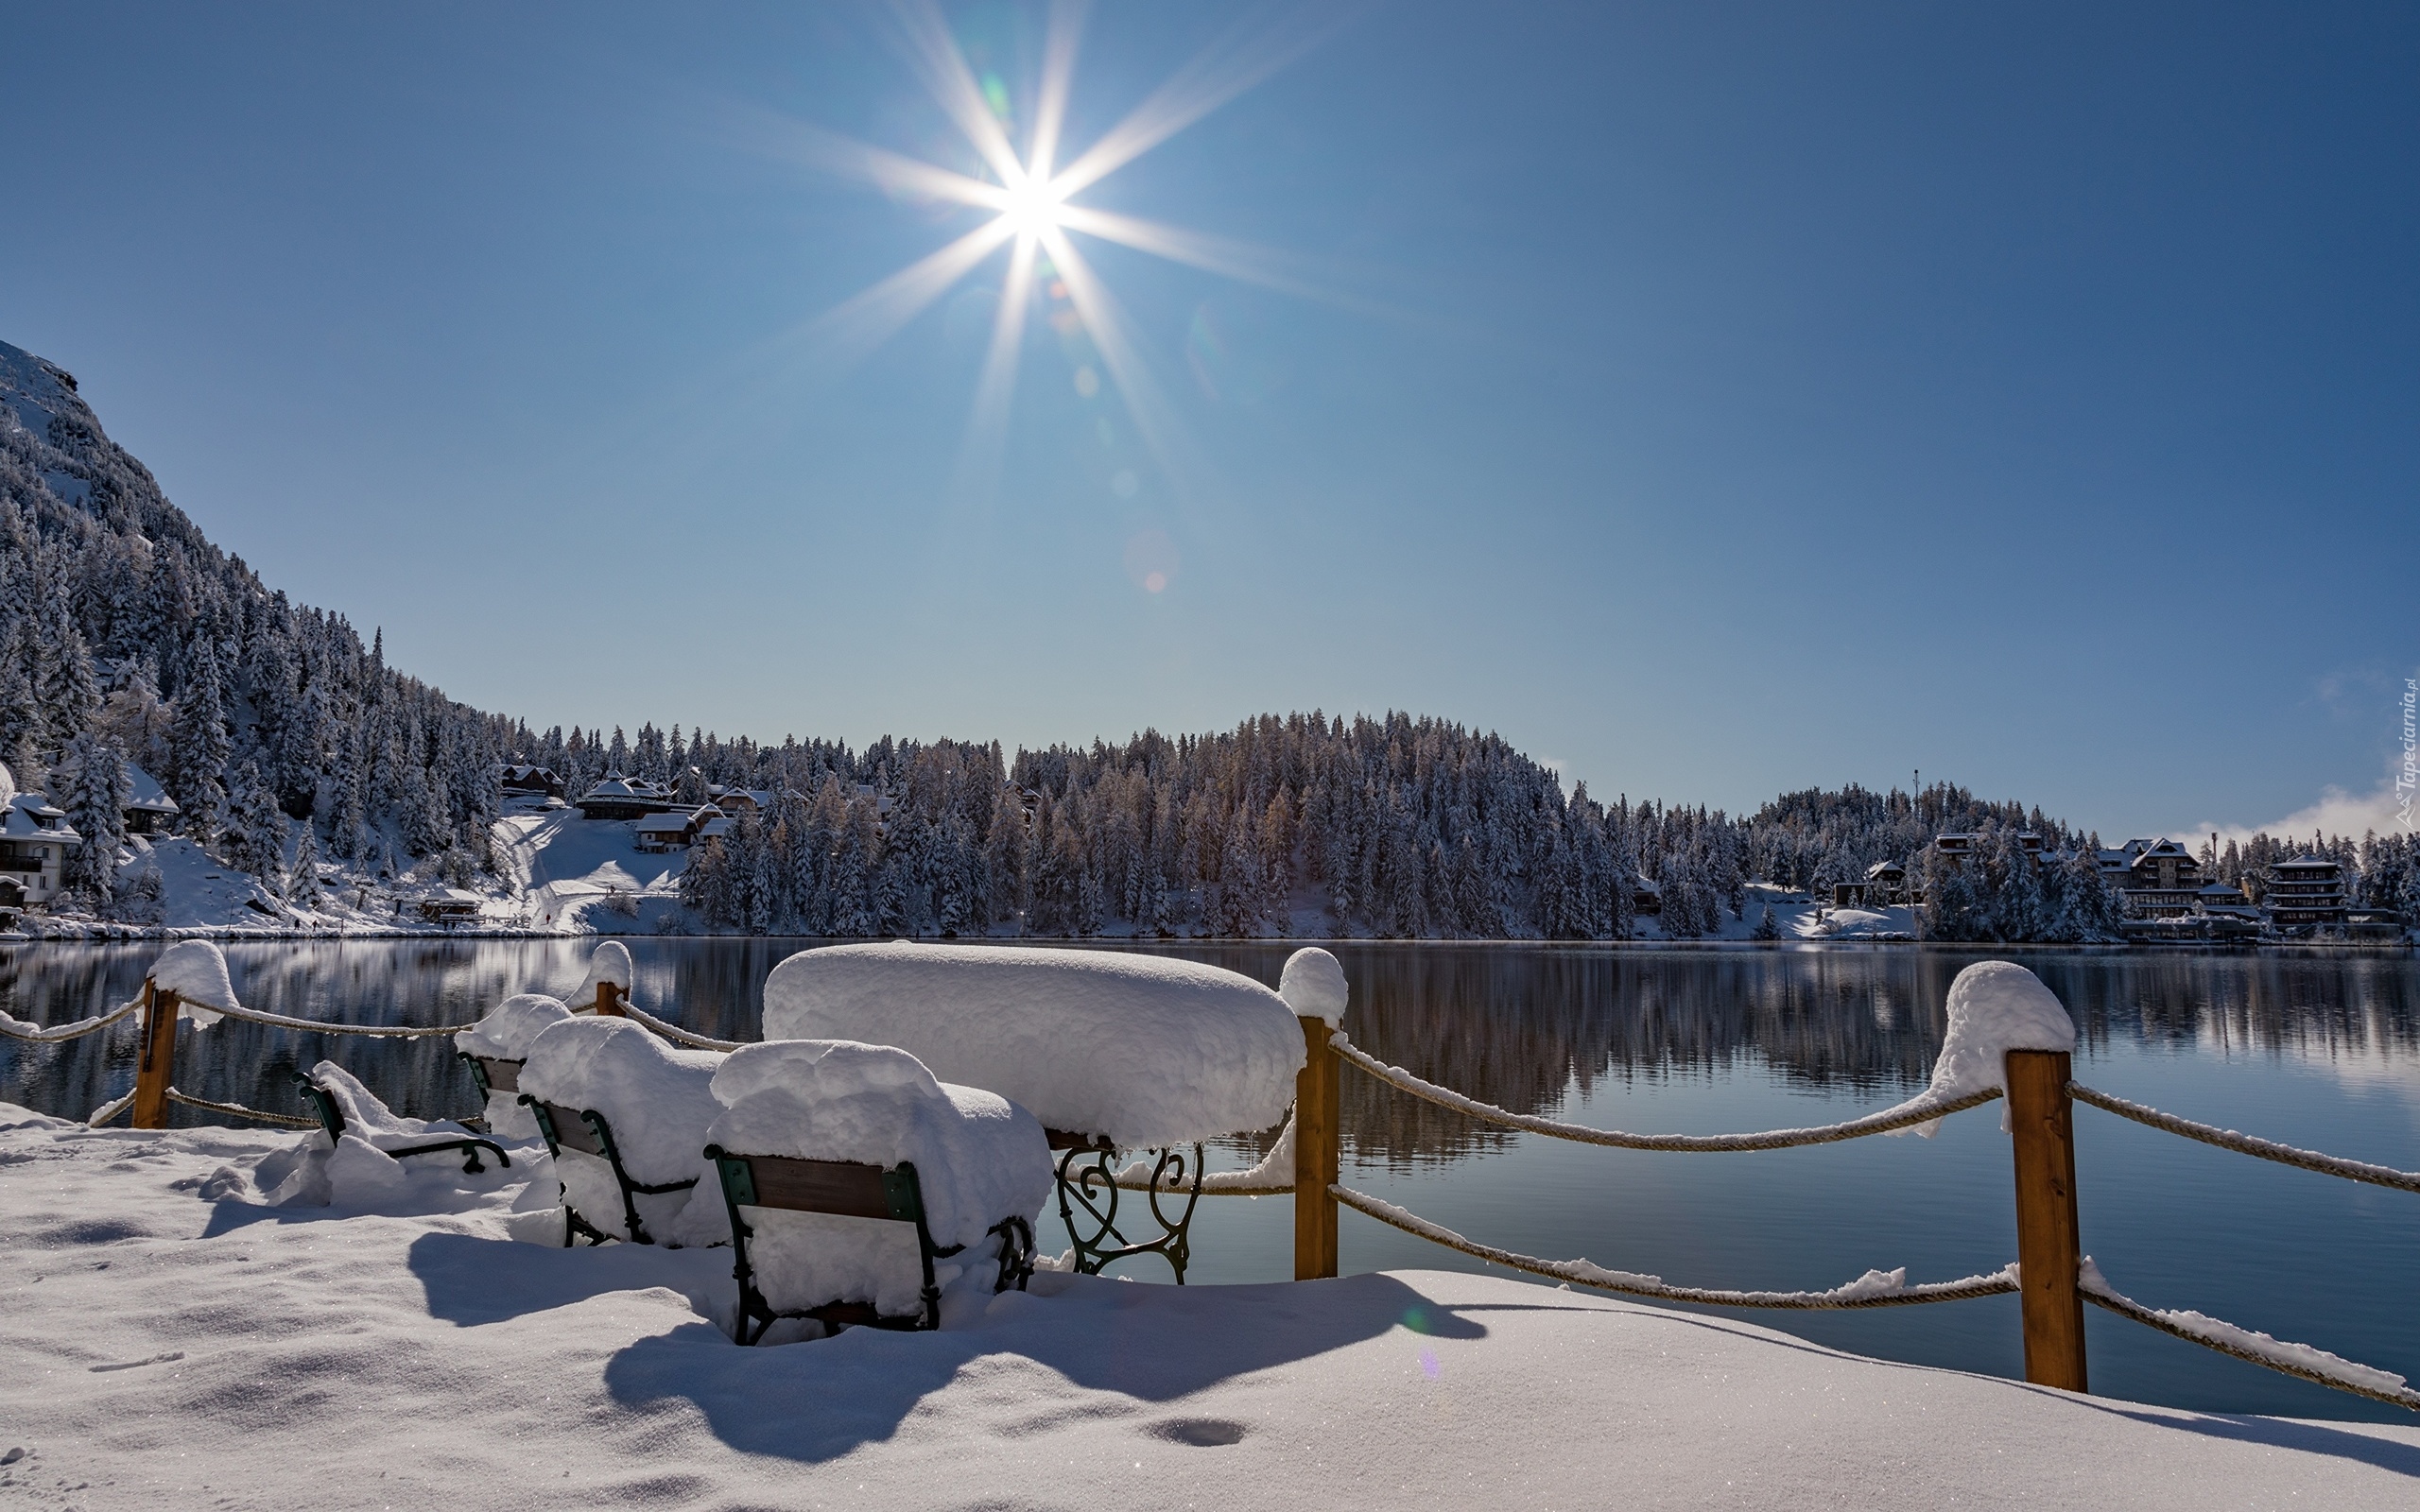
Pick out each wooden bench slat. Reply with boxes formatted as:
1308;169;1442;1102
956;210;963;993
736;1154;907;1223
475;1057;522;1093
535;1101;605;1157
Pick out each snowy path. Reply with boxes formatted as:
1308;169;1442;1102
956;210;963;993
5;1104;2418;1510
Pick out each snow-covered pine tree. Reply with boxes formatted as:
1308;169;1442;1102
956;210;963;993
59;730;129;901
223;766;289;889
165;636;231;840
288;822;324;909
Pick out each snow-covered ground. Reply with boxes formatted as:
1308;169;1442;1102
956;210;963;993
6;1104;2419;1510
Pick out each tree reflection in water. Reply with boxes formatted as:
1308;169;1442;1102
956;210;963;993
6;941;2415;1171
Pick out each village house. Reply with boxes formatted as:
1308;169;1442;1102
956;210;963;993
572;774;683;821
416;888;484;926
501;765;566;799
1832;858;1910;909
2265;855;2348;933
0;789;82;916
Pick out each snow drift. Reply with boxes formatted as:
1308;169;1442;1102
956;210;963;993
759;942;1305;1146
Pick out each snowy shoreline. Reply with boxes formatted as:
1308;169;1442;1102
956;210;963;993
7;1101;2420;1510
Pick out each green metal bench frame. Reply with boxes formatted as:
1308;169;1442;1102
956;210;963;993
519;1093;699;1246
1048;1129;1205;1283
291;1070;510;1174
704;1143;1036;1344
457;1051;524;1109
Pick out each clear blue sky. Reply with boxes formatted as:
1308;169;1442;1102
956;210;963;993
3;2;2412;842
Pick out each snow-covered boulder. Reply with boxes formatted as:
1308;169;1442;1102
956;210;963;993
147;939;240;1027
518;1015;725;1245
704;1039;1053;1320
759;942;1305;1147
454;994;575;1139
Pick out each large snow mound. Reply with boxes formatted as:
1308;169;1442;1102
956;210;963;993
456;994;575;1139
705;1039;1053;1318
519;1016;725;1245
760;942;1304;1146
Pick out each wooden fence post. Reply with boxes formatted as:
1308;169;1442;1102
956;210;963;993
596;981;624;1018
1293;1016;1340;1280
2007;1048;2087;1393
131;982;178;1130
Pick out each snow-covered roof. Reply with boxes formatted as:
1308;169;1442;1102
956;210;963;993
1863;860;1904;879
586;777;638;799
634;812;694;833
696;816;735;839
434;887;484;904
2273;855;2340;871
1;795;81;844
124;764;179;815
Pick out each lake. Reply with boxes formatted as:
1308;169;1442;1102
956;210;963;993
6;937;2416;1423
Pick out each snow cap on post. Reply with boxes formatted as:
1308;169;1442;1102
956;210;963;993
147;940;241;1028
571;940;633;1013
1899;961;2076;1138
1279;948;1349;1026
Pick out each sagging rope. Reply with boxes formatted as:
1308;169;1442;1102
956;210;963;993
86;1090;135;1127
1332;1032;2002;1149
194;1001;482;1039
0;997;145;1042
615;1000;744;1053
1335;1182;2019;1309
164;1088;321;1129
2069;1082;2420;1195
2080;1259;2420;1411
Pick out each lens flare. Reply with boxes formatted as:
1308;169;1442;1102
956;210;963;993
774;0;1349;500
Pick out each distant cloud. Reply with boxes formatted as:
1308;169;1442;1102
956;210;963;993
2193;762;2411;850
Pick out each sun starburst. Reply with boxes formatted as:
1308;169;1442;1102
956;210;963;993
779;0;1350;498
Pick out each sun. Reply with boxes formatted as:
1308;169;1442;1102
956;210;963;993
997;173;1064;240
778;1;1347;493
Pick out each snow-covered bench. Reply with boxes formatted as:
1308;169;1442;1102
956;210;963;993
700;1039;1051;1341
758;942;1315;1280
292;1064;510;1175
516;1015;725;1247
453;993;575;1140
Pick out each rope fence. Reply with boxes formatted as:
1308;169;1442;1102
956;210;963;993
1327;1028;2420;1414
0;997;145;1042
1332;1032;2002;1149
2069;1081;2420;1194
1336;1183;2021;1310
164;1088;321;1129
617;1000;744;1053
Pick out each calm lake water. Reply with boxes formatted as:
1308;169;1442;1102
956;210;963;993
7;938;2417;1423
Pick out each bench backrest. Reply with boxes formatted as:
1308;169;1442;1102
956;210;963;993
463;1055;523;1095
292;1072;346;1142
527;1098;608;1159
709;1149;927;1227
